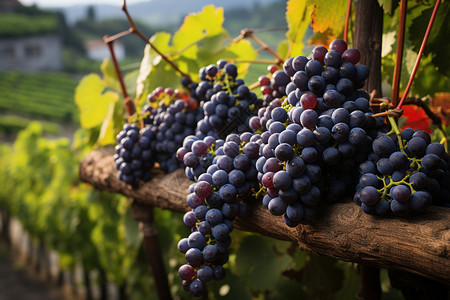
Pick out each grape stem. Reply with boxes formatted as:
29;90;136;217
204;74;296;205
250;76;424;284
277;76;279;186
377;174;417;201
387;115;401;135
343;0;352;43
396;0;441;110
247;81;261;91
232;59;281;65
120;0;191;81
253;186;267;199
223;74;236;96
233;29;284;65
371;109;403;120
104;37;135;118
248;26;288;33
375;116;422;199
390;0;407;107
373;95;448;152
387;115;413;158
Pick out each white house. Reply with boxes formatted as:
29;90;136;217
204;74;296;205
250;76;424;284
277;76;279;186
0;34;63;71
85;39;125;62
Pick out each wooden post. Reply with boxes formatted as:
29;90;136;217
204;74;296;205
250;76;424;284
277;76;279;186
131;201;172;300
0;209;11;246
354;1;384;297
354;0;384;98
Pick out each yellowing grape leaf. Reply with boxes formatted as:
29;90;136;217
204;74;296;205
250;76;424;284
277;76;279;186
172;5;226;59
307;0;347;33
135;5;258;105
309;29;335;47
75;73;119;129
214;39;258;78
285;0;311;56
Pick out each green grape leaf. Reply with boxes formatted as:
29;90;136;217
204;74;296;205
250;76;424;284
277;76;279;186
124;69;139;103
410;53;450;95
136;5;258;103
218;39;258;78
124;209;141;248
291;247;308;271
75;74;119;129
172;5;226;59
277;39;290;59
378;0;398;14
307;0;347;34
234;235;292;291
333;262;360;299
96;100;116;146
302;255;344;298
285;0;311;56
58;252;75;270
100;58;121;92
409;1;450;77
265;275;306;300
196;32;230;65
136;32;175;101
209;272;252;300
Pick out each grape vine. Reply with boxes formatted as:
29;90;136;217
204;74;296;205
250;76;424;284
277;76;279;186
72;0;449;298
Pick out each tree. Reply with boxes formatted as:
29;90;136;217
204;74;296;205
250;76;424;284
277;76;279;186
86;5;96;22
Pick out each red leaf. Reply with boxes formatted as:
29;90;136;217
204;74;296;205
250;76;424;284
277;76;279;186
400;105;433;134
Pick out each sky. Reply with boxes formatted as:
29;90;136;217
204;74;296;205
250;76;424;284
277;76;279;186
19;0;145;7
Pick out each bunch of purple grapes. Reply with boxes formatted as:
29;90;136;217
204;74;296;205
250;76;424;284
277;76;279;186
248;39;386;225
355;128;450;215
193;60;263;139
258;64;293;106
176;135;222;182
147;98;203;173
173;41;450;297
114;123;155;185
114;86;203;184
177;132;261;296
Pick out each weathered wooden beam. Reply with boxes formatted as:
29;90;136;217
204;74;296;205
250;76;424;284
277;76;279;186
79;147;450;285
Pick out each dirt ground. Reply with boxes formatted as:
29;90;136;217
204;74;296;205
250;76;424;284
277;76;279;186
0;243;69;300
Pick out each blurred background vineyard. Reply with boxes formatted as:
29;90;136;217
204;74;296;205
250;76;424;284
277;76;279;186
0;0;448;299
0;0;289;140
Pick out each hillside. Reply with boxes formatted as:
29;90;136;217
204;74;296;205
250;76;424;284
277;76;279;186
0;72;79;137
47;0;281;26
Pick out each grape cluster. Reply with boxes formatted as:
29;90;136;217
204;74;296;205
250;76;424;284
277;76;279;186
114;86;203;184
249;39;385;226
173;40;449;297
258;64;293;105
177;135;222;182
355;128;450;215
114;123;155;185
193;60;263;139
177;132;260;296
146;97;203;173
